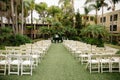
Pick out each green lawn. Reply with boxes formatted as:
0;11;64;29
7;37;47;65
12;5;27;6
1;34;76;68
0;43;120;80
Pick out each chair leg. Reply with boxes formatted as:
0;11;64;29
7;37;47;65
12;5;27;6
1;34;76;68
119;62;120;72
21;65;23;76
31;65;32;76
8;64;10;75
4;64;6;75
18;64;19;75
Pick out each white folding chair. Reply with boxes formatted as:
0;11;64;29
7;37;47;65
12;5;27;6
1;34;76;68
0;54;7;75
100;55;111;73
110;55;120;72
79;50;90;64
86;54;100;73
21;55;33;76
8;54;20;75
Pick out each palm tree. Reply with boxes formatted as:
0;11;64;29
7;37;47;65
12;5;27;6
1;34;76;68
47;6;62;21
0;0;7;27
21;0;24;35
10;0;22;34
81;24;108;38
89;1;101;24
83;6;92;27
26;0;35;38
110;0;120;11
59;0;75;27
81;24;108;46
35;2;48;24
59;0;70;14
85;0;108;26
0;0;16;32
10;0;16;34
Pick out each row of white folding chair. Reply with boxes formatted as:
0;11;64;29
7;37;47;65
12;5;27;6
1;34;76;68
5;45;38;68
0;53;33;76
22;43;50;67
86;54;120;73
63;40;120;73
20;45;40;67
0;40;51;75
63;40;89;58
5;41;51;67
77;45;118;64
5;46;20;55
64;40;113;64
78;47;117;65
25;41;51;66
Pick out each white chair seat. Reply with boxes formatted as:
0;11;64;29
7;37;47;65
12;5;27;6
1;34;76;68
10;60;20;65
111;58;119;63
32;55;39;58
79;54;89;57
0;60;7;64
100;59;110;63
88;60;99;63
75;51;82;53
22;60;32;65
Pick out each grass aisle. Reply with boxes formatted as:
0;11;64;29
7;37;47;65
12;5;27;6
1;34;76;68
0;43;120;80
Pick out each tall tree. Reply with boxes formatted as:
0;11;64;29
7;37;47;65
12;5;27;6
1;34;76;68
85;0;108;26
0;0;7;27
75;10;82;37
89;1;101;24
47;5;62;21
83;6;92;27
27;0;35;38
59;0;75;27
75;9;82;29
35;2;48;24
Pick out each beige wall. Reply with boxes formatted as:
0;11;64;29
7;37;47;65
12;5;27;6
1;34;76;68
81;15;95;25
98;10;120;34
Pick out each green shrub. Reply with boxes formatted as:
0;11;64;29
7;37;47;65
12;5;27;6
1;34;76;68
8;34;32;46
111;41;118;45
69;36;81;41
81;37;104;47
116;50;120;54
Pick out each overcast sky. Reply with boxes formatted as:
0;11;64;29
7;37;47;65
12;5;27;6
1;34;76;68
28;0;120;21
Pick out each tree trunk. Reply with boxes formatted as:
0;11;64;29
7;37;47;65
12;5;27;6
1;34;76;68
21;0;24;35
0;16;3;27
102;4;104;26
11;0;16;35
31;10;33;39
95;9;98;24
15;5;18;34
7;17;10;27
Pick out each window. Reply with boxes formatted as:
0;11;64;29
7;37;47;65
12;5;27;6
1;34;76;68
103;17;106;22
110;15;112;21
100;17;102;23
90;17;94;21
114;14;118;21
110;14;118;21
86;16;89;21
100;17;106;22
110;25;117;31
